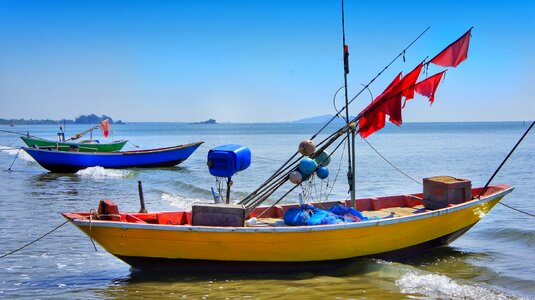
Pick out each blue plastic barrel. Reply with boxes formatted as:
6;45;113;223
207;144;252;177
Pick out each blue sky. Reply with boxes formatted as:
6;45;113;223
0;0;533;122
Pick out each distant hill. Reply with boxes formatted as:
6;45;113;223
191;118;217;124
292;114;355;124
0;114;123;125
73;114;119;124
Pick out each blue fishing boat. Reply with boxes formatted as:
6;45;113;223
23;141;203;173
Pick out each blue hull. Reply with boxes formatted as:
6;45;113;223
23;142;203;173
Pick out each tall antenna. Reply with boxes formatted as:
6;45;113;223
341;0;356;206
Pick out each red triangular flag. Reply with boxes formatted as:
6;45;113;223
357;62;424;138
415;71;446;104
430;29;472;68
399;62;423;105
379;72;403;126
358;73;401;137
383;93;402;126
358;105;386;138
100;119;110;138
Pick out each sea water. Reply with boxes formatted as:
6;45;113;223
0;122;533;299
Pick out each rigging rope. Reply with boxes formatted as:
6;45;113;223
310;26;430;141
497;202;535;217
325;134;347;200
361;125;535;218
241;73;421;209
255;134;350;216
362;138;422;185
477;120;535;198
0;220;69;259
0;129;29;136
128;140;141;148
240;27;430;207
7;147;22;171
477;120;535;218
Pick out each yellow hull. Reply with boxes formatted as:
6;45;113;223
69;188;511;263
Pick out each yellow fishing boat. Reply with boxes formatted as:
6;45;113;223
63;184;513;272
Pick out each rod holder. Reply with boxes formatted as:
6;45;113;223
226;177;232;204
138;181;147;213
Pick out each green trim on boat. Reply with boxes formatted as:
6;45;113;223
21;136;128;152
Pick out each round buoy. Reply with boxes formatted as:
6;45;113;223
314;151;331;166
299;157;317;176
289;171;303;184
316;166;329;179
298;139;316;156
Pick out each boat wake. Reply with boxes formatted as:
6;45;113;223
396;271;516;299
75;166;134;179
0;145;35;162
161;192;207;210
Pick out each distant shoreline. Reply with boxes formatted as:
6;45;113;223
0;114;123;125
2;120;529;125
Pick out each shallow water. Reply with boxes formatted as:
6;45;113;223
0;122;533;299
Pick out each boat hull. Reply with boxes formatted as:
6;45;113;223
64;185;512;272
23;142;203;173
115;224;475;273
21;136;128;152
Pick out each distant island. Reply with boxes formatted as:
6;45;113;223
0;114;124;125
191;118;217;124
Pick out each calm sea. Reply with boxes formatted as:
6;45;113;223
0;122;533;299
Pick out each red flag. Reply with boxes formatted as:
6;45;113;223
383;93;402;126
399;63;423;102
415;71;446;104
100;119;110;138
380;73;403;126
358;73;401;137
358;105;386;138
357;62;423;138
430;28;472;68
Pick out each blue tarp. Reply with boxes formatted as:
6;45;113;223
283;203;376;226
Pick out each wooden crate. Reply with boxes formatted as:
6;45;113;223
423;176;472;210
192;203;246;227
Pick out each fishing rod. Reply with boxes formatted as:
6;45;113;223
253;134;350;214
477;120;535;199
0;129;30;136
310;26;430;141
241;26;431;203
66;125;100;141
244;63;430;209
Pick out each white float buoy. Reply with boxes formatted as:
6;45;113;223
298;139;316;156
289;170;303;184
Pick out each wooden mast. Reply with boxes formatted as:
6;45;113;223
341;0;356;207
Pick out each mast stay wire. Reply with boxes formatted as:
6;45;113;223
243;67;426;209
310;26;430;141
361;138;422;185
246;56;433;209
6;148;22;171
0;220;69;259
361;123;535;218
241;27;431;204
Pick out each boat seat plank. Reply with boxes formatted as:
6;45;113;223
255;218;287;227
363;205;427;218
